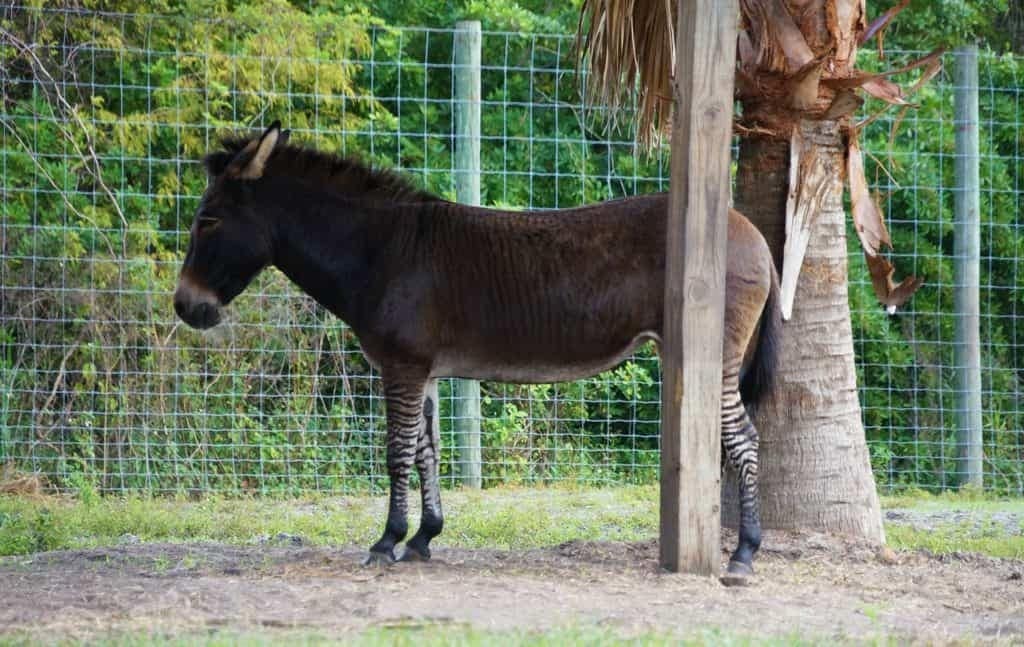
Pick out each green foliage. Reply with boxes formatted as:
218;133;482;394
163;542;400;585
0;3;670;494
318;0;583;34
852;50;1024;493
0;3;390;494
866;0;1009;51
1;3;1022;495
0;504;68;555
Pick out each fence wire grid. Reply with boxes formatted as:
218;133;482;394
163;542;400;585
0;6;1021;495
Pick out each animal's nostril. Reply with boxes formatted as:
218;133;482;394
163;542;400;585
173;280;221;329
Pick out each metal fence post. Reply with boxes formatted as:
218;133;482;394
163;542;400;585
954;44;983;489
453;20;483;488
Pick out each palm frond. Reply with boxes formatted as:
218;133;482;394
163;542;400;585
576;0;675;148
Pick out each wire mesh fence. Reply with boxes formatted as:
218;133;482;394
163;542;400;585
0;6;1021;495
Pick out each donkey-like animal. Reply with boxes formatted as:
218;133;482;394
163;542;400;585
174;122;781;577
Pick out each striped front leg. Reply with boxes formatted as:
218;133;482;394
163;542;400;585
366;370;428;565
399;379;444;561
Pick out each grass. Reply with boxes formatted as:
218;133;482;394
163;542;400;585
0;485;1020;559
885;519;1024;559
0;487;1009;646
880;489;1024;559
880;487;1024;512
0;485;659;557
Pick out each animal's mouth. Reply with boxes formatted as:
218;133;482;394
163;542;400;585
175;299;222;329
174;272;223;329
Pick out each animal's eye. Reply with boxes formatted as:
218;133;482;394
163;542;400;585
196;216;220;233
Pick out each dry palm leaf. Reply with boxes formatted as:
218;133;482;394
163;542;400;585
740;0;814;74
779;125;830;320
823;48;944;95
860;0;911;46
576;0;676;147
860;77;913;105
865;252;924;314
829;0;867;65
848;134;923;310
847;133;891;256
857;55;942;130
577;0;929;316
789;58;825;110
824;88;864;119
0;464;46;496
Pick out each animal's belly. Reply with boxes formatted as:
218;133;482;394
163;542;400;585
430;332;660;383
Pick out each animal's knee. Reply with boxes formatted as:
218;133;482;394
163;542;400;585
386;450;416;472
420;511;444;537
739;523;761;553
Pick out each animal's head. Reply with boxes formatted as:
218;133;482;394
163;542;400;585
174;121;289;329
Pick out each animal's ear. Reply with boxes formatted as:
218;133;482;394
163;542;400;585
229;121;283;180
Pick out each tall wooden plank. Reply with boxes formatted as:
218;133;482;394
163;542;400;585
660;0;738;575
954;45;983;489
454;20;483;488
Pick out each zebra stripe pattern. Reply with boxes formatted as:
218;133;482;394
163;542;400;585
721;370;761;572
406;381;444;560
366;372;445;564
366;367;762;569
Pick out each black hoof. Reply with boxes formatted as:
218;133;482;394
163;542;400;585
397;545;431;562
719;560;754;587
362;550;395;567
727;559;755;575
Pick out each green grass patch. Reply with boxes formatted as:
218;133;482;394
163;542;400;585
0;485;659;557
885;522;1024;560
880;487;1024;512
1;485;1020;561
880;488;1023;559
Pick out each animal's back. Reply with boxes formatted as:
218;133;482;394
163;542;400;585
361;193;773;384
414;194;662;380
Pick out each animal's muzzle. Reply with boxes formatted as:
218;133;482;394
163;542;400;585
174;272;223;330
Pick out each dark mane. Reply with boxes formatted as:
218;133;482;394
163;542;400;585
205;134;440;203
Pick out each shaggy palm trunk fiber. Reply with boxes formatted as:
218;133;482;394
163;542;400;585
725;118;884;542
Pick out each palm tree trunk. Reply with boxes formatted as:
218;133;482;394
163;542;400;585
727;119;884;541
576;0;905;545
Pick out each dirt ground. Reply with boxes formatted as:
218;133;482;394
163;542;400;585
1;528;1022;644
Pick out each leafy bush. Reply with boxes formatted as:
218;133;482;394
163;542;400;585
1;3;1021;495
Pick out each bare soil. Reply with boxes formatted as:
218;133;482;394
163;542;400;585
1;529;1022;644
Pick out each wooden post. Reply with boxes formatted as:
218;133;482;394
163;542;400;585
954;44;983;489
660;0;738;575
453;20;483;488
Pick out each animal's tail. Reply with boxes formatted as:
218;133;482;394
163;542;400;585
739;263;782;418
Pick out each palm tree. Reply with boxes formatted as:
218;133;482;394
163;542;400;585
578;0;934;541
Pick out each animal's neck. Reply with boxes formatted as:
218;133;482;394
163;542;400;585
264;185;395;330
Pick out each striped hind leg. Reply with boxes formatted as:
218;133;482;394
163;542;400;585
366;370;428;565
721;385;761;575
399;379;444;561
